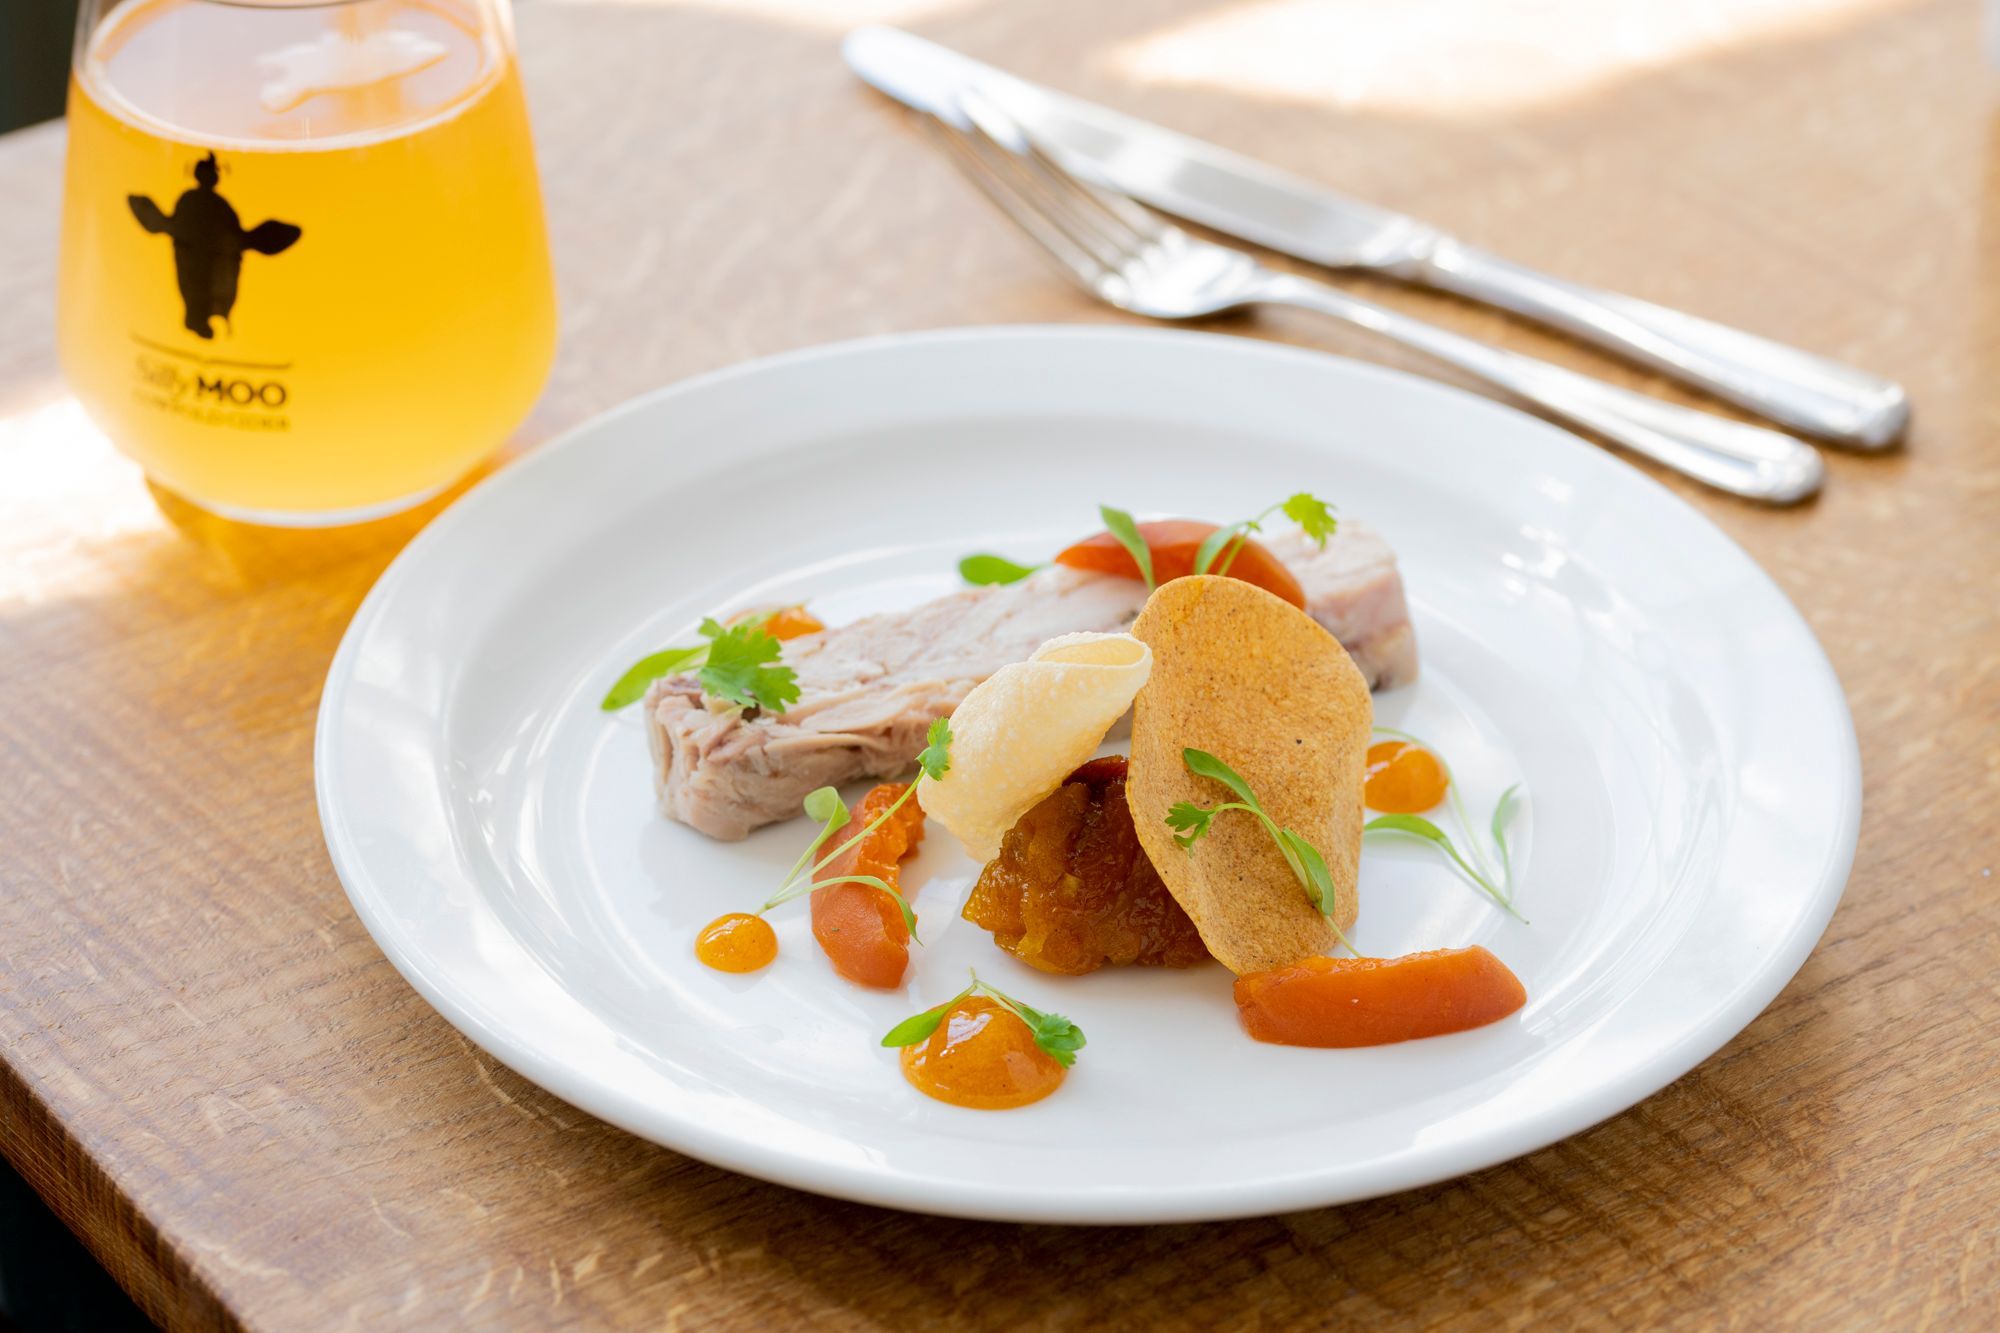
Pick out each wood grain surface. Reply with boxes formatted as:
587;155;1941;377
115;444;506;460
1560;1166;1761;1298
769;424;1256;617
2;0;1996;1327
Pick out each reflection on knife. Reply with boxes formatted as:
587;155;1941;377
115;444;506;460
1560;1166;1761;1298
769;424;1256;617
843;26;1908;448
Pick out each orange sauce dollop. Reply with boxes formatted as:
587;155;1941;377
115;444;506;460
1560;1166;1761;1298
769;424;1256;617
1364;740;1449;813
694;913;778;973
763;606;824;640
899;997;1067;1110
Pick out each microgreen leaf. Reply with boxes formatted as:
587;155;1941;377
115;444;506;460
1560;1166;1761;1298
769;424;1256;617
1281;492;1338;546
958;553;1041;586
813;873;921;943
697;617;800;714
974;975;1089;1068
1370;728;1527;921
880;981;975;1048
1364;812;1453;844
1181;748;1263;811
1279;827;1337;917
1364;813;1523;921
916;716;953;782
1491;783;1522;888
1164;801;1216;850
765;786;851;908
1172;753;1357;954
882;971;1088;1067
803;785;847;827
1191;522;1248;577
1098;504;1155;591
600;644;708;710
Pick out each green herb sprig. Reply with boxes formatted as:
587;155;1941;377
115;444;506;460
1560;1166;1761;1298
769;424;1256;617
957;492;1335;590
881;968;1087;1067
601;611;803;713
1192;492;1337;577
957;554;1043;586
1096;504;1156;591
758;718;955;939
1363;727;1526;921
1165;747;1358;956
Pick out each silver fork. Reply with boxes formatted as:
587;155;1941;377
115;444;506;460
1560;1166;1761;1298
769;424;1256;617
935;94;1825;505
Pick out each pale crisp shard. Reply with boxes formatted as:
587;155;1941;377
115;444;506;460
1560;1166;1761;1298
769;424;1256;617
917;632;1152;862
644;522;1415;841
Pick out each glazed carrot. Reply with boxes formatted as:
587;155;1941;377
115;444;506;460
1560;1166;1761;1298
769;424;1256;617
1233;947;1526;1048
1055;519;1307;609
811;782;927;988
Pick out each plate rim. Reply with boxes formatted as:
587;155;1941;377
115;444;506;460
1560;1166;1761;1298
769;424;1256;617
316;323;1861;1223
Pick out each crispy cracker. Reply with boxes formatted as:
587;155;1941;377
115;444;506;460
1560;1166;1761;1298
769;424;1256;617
1128;576;1371;975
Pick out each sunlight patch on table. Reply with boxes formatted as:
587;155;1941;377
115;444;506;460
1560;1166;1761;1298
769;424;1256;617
1109;0;1903;115
0;396;160;607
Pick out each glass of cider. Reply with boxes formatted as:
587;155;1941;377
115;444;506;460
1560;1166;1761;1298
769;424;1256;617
58;0;557;526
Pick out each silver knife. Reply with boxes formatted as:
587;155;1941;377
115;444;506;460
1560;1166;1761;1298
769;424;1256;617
844;25;1908;448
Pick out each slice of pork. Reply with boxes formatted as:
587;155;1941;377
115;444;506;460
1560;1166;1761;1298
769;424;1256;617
645;523;1417;840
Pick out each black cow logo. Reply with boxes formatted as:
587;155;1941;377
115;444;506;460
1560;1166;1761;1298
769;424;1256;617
128;153;302;340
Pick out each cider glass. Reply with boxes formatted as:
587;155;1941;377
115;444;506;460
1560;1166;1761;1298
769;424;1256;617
58;0;557;525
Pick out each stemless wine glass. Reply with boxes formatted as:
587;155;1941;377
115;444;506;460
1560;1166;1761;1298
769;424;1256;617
57;0;557;526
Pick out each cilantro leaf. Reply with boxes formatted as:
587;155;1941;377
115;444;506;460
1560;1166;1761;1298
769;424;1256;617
959;554;1041;586
1281;492;1338;546
1015;1004;1087;1067
1165;801;1215;850
884;971;1088;1068
697;617;799;713
1098;504;1155;591
916;716;953;781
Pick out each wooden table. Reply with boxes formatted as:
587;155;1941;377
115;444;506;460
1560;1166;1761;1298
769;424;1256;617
3;0;1995;1326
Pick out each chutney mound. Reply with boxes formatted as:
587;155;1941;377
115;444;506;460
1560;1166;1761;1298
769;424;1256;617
962;756;1210;975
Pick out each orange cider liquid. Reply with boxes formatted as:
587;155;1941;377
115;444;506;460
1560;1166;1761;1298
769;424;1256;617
58;0;556;522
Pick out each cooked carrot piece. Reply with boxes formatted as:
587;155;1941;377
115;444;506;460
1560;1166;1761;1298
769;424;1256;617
810;782;927;988
1055;519;1307;609
1233;947;1526;1047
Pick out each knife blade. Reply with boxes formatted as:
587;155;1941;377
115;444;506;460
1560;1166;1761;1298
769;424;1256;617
842;25;1430;270
842;25;1910;447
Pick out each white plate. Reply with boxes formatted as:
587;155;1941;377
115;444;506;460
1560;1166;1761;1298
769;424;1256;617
317;327;1858;1223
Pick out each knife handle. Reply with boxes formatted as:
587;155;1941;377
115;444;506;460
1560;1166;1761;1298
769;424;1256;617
1406;239;1907;449
1260;273;1825;504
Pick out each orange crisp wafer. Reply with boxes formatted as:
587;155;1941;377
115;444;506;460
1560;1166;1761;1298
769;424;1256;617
1128;576;1372;975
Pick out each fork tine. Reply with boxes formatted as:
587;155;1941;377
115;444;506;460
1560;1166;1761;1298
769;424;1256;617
928;117;1115;292
957;94;1165;265
954;119;1137;273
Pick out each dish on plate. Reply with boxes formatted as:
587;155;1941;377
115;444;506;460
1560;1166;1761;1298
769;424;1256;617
604;496;1535;1109
316;327;1859;1221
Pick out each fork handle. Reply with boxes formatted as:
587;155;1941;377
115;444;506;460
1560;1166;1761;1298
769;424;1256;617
1406;239;1907;448
1260;273;1825;504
